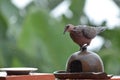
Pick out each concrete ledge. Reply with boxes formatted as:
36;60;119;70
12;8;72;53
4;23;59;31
0;73;55;80
0;73;120;80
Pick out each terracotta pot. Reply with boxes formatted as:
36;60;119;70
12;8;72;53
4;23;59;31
66;48;104;72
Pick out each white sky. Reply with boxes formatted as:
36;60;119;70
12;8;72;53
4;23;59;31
84;0;120;29
50;0;72;19
11;0;120;51
11;0;32;9
11;0;120;28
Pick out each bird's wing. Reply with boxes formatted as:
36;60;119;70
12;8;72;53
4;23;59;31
95;27;107;34
72;27;83;36
82;27;97;39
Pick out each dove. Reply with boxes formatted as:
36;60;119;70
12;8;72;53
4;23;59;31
64;24;106;49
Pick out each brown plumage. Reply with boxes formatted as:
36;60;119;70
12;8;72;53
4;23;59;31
64;24;106;49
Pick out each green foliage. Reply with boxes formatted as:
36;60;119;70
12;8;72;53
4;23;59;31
0;12;7;39
99;28;120;74
0;0;120;74
62;0;85;24
18;7;78;72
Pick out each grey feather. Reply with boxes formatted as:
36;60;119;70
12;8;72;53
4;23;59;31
83;27;106;39
74;25;107;39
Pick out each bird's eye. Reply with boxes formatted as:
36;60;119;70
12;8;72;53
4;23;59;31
65;25;70;29
73;27;76;29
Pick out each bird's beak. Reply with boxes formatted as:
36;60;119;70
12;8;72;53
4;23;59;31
63;28;67;34
63;24;70;34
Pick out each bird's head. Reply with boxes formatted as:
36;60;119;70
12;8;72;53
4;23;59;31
63;24;74;34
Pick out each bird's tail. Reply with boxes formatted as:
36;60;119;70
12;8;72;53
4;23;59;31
96;27;107;34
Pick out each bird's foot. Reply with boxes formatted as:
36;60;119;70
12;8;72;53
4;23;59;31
80;44;87;51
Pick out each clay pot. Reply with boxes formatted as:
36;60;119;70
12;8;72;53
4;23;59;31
66;48;104;72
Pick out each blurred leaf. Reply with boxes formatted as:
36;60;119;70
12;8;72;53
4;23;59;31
47;0;63;10
0;0;21;24
0;12;8;39
62;0;85;24
101;28;120;47
0;0;29;68
99;27;120;74
113;0;120;8
0;0;119;75
18;7;78;72
33;0;63;10
0;0;24;41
